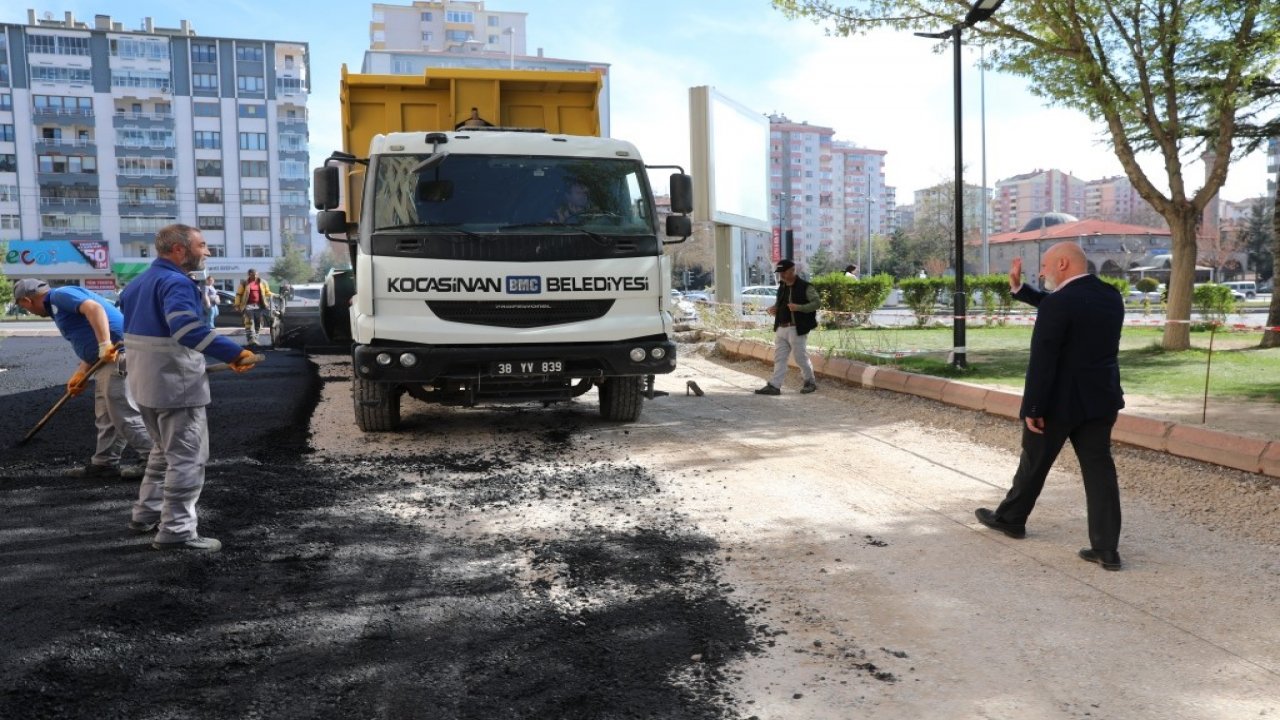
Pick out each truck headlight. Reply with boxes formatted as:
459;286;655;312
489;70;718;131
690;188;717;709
629;348;646;362
650;347;666;360
399;353;417;367
375;353;392;366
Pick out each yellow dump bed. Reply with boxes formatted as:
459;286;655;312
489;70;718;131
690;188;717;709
339;65;603;158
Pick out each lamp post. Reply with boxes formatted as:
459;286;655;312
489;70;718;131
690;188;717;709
866;197;873;275
915;0;1005;369
776;192;795;260
504;26;516;69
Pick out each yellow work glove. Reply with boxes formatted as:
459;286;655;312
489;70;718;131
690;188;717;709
97;341;119;364
229;349;259;374
66;369;89;396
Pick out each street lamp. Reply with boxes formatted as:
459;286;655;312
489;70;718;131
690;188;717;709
915;0;1005;369
504;26;516;69
866;197;874;275
775;192;795;260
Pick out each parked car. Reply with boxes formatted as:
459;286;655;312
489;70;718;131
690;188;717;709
681;290;712;304
274;283;325;348
1221;281;1257;299
738;285;777;314
1259;279;1273;294
1126;290;1160;304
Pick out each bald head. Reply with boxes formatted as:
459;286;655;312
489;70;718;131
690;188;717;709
1040;242;1088;291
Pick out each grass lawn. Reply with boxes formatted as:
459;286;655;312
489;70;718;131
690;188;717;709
740;323;1280;405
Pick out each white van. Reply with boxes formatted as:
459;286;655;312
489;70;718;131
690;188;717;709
1222;281;1257;299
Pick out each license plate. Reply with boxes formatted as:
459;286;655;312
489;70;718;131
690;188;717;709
491;359;564;376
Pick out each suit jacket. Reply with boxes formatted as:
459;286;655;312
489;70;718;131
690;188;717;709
1015;274;1125;422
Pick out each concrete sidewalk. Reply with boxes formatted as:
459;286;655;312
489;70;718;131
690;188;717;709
720;336;1280;479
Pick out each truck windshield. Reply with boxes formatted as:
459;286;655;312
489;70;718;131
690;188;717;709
372;155;655;234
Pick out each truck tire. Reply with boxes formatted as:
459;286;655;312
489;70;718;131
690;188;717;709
598;376;643;422
354;376;401;432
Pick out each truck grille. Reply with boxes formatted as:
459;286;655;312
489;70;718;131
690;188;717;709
427;300;615;328
380;235;652;262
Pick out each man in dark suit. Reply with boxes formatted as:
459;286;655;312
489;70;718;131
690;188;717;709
975;242;1126;570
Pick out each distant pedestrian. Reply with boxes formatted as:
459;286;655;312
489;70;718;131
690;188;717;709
844;264;859;279
754;259;820;396
233;268;273;346
202;275;220;329
975;242;1126;570
120;224;261;552
12;279;152;479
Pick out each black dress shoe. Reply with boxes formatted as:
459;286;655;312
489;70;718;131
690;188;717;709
974;508;1026;539
1078;548;1122;571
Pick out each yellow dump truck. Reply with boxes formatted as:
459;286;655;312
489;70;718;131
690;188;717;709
314;66;693;431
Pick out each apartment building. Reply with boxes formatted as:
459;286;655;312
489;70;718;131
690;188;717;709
991;168;1086;234
0;9;309;292
832;142;894;272
370;1;526;55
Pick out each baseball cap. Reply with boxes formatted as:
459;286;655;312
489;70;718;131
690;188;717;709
12;278;50;302
774;259;795;272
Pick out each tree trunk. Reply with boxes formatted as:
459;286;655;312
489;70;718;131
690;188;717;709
1262;179;1280;349
1161;209;1200;350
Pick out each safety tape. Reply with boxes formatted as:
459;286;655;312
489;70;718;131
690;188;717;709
688;300;1280;333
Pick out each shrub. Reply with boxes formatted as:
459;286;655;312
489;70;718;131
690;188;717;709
1135;277;1160;293
1101;276;1130;296
1192;283;1235;324
967;274;1014;323
898;277;953;327
812;272;893;327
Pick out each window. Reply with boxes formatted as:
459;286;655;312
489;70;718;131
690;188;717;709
1;214;20;229
240;160;269;177
278;133;306;152
197;188;223;204
193;73;218;90
198;215;224;230
235;46;264;62
282;215;309;233
33;95;93;114
111;71;171;90
38;154;96;174
194;131;221;150
0;125;12;142
0;185;17;201
117;157;174;177
196;159;222;177
244;243;273;257
237;75;264;92
29;34;90;56
420;11;433;21
242;216;270;231
279;160;308;179
488;16;500;26
116;128;175;148
41;213;100;231
239;132;267;150
280;190;307;206
239;103;264;117
488;35;498;44
422;32;433;42
120;216;174;234
207;244;226;257
110;37;169;60
0;94;10;111
446;11;474;23
31;67;93;84
193;102;220;117
276;77;304;94
446;30;474;42
241;189;269;204
191;43;217;63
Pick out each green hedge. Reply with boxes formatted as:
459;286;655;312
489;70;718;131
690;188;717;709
1193;283;1236;323
811;272;893;327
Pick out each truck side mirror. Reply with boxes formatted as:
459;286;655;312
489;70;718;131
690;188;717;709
313;166;340;210
665;214;691;239
317;210;348;235
668;173;693;215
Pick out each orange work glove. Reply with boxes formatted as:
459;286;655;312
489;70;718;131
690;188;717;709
229;349;259;374
97;341;120;364
66;369;89;396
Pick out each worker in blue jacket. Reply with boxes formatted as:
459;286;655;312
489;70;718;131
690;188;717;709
120;224;260;552
12;278;152;479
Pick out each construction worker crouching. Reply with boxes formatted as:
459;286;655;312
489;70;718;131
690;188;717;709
13;278;154;479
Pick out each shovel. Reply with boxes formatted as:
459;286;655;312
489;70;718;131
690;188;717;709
17;348;117;446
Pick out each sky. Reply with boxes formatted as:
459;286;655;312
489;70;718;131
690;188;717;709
7;0;1271;205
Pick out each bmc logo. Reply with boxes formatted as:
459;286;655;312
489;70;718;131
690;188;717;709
506;276;541;294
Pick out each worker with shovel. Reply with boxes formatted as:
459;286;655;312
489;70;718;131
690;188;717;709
120;224;261;553
12;278;153;479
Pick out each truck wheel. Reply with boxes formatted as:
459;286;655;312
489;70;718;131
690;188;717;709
598;376;643;422
354;376;401;432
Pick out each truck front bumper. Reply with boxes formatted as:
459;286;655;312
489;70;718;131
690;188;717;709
352;337;677;384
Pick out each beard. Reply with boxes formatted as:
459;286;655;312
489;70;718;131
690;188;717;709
1042;274;1058;292
180;249;206;273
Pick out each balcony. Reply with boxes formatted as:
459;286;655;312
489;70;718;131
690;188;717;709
39;196;100;210
112;112;175;127
35;136;96;152
32;107;94;124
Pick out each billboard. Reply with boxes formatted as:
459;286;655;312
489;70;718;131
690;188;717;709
3;241;111;275
689;86;770;232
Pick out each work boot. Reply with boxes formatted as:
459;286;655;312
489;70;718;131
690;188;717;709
754;383;781;396
801;380;818;394
128;520;158;534
153;536;222;552
64;463;120;479
120;465;145;480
